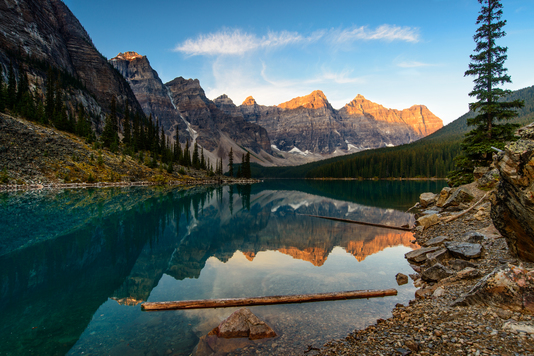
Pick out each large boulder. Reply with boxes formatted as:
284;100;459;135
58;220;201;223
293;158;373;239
419;192;437;208
436;187;452;207
416;214;440;229
491;123;534;262
442;187;474;209
452;264;534;314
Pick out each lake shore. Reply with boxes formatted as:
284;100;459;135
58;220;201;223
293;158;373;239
314;183;534;356
0;178;260;192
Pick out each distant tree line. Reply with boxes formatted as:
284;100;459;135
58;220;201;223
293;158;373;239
305;141;461;179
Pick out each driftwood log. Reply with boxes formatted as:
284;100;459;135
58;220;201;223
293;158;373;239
141;289;398;311
301;214;411;232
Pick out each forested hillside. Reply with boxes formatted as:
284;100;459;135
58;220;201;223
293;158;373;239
252;85;534;179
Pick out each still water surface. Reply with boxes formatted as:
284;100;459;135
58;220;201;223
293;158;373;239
0;180;446;356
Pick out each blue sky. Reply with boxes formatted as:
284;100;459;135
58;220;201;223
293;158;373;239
63;0;534;125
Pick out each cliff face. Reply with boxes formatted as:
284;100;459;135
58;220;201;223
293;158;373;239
220;91;444;155
165;77;272;154
110;52;185;136
340;94;443;136
0;0;144;123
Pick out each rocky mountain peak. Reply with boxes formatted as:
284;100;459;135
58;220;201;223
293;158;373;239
242;96;257;106
214;94;235;106
278;90;330;110
111;51;144;61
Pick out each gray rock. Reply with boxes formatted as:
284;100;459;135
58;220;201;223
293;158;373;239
445;242;483;259
423;235;450;247
421;263;455;282
419;192;437;208
426;248;450;266
476;168;499;189
405;246;441;264
447;259;477;271
396;273;409;285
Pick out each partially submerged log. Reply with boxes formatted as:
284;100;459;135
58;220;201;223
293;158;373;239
302;214;412;232
141;289;398;311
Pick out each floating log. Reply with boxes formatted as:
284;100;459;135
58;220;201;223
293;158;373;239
301;214;412;232
141;289;398;311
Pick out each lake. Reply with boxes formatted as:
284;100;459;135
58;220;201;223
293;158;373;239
0;179;447;356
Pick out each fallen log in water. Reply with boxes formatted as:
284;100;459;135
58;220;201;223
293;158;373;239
301;214;412;232
141;289;397;311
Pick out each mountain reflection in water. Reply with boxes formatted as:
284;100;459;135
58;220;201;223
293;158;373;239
0;180;445;356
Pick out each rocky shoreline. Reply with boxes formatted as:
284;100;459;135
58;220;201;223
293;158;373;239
314;125;534;356
0;178;260;192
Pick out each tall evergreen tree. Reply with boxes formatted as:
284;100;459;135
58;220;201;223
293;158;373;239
183;139;191;167
123;102;131;146
243;151;251;179
174;137;182;163
228;147;234;177
192;141;200;169
44;67;55;124
133;112;140;151
449;0;523;185
200;148;206;170
0;65;4;112
6;62;16;110
101;96;119;151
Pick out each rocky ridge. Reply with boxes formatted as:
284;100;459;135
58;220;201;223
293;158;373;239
215;91;443;156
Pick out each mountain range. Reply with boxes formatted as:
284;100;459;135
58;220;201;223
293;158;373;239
1;0;443;171
110;51;443;168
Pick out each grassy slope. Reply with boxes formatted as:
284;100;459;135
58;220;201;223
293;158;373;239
252;85;534;179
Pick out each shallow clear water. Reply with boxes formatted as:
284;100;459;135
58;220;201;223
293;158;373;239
0;180;447;356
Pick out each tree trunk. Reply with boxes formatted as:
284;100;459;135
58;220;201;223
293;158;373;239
142;289;398;311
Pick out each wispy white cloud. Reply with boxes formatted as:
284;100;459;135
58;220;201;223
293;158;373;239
174;25;420;56
174;29;304;56
332;25;420;43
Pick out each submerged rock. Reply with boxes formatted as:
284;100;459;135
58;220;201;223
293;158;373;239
210;308;277;340
193;308;277;356
396;273;409;285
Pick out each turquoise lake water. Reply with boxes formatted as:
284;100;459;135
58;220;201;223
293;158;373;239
0;180;447;356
